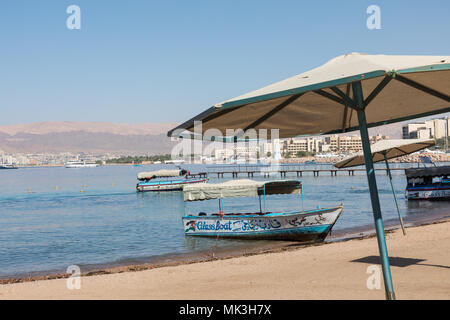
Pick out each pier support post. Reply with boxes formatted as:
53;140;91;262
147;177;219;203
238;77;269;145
354;81;395;300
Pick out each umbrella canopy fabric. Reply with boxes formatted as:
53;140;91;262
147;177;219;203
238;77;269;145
183;179;301;202
334;139;435;168
168;52;450;300
168;53;449;140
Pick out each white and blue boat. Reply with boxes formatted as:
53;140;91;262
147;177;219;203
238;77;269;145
182;179;343;242
136;169;208;192
405;166;450;200
0;164;18;169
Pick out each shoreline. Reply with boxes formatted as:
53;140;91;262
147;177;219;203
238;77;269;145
1;218;449;299
2;212;448;286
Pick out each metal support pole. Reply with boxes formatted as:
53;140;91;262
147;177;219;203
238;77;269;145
383;154;406;236
259;195;262;213
353;81;396;300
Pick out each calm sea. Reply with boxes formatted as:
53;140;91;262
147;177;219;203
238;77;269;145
0;163;448;279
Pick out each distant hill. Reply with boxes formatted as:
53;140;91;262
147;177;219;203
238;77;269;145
0;122;179;155
0;120;405;155
368;123;403;139
0;121;178;136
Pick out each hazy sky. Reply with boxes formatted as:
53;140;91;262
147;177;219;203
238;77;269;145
1;0;449;125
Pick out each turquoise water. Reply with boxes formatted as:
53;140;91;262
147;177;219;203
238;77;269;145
0;163;448;279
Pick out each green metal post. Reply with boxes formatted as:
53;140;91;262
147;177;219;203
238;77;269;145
259;195;262;213
353;81;396;300
383;153;406;236
263;184;266;213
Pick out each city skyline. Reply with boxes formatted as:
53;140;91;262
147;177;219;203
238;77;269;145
2;115;448;166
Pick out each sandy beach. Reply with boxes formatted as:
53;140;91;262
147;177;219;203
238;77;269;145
1;219;449;300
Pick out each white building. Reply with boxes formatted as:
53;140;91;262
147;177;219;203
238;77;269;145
402;117;450;139
283;137;324;154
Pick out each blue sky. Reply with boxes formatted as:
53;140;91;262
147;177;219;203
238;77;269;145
1;0;449;125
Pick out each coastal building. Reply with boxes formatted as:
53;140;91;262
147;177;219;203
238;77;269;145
272;139;282;160
214;144;260;161
283;137;323;154
324;134;389;153
214;148;234;161
261;142;273;157
279;134;390;156
0;152;111;166
402;117;450;139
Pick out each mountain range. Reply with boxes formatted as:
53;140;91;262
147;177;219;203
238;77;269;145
0;122;179;155
0;121;404;155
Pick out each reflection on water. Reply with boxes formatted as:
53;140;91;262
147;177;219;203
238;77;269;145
0;163;448;278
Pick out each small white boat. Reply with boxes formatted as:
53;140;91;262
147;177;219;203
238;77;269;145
0;164;18;169
164;159;185;164
136;169;208;192
182;179;343;242
65;160;99;168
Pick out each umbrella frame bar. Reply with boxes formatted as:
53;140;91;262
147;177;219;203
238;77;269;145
319;79;400;299
353;81;396;300
382;152;406;236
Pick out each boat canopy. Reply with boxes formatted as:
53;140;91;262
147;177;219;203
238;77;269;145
405;166;450;179
183;179;301;201
137;169;187;180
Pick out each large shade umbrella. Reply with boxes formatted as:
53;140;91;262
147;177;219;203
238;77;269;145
168;53;450;299
334;139;436;235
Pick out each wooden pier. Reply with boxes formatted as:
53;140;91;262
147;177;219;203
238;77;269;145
188;164;411;179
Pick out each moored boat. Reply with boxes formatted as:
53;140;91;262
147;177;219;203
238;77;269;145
136;169;208;192
0;164;18;169
405;166;450;200
65;160;99;168
182;179;343;242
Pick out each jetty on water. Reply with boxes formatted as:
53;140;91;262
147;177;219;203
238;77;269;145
187;164;412;179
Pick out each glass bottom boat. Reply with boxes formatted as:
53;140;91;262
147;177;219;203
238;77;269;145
405;166;450;200
182;179;343;242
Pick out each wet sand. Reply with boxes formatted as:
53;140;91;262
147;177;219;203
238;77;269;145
1;218;449;300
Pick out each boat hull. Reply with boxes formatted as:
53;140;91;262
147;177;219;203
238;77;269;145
137;178;208;192
182;205;343;242
406;186;450;200
65;163;98;168
0;165;18;169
